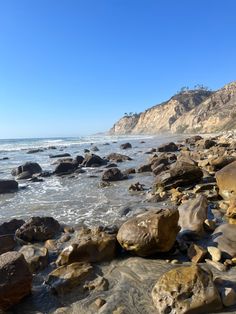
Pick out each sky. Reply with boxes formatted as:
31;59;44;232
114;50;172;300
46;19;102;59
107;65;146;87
0;0;236;138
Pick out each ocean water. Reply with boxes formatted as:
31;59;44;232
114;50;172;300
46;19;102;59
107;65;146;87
0;134;182;226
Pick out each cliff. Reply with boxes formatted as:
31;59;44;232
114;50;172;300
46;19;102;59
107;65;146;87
110;81;236;135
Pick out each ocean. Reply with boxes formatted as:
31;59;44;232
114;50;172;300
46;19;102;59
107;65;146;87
0;134;182;226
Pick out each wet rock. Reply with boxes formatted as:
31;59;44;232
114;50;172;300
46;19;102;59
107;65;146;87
27;148;44;154
157;142;178;152
204;219;217;232
0;235;16;255
49;153;71;158
105;163;118;168
178;195;208;237
46;262;93;294
91;146;99;152
15;217;61;242
122;168;136;175
220;287;236;307
56;227;117;265
187;243;207;263
0;157;9;160
82;154;107;167
120;143;132;149
16;171;33;180
216;161;236;200
137;164;152;173
0;179;18;193
0;219;25;236
129;182;145;192
152;163;167;176
151;264;222;314
117;208;179;256
107;153;132;162
11;162;42;177
0;252;32;310
154;161;203;190
212;223;236;258
75;155;84;164
19;244;49;272
102;168;127;181
54;161;78;175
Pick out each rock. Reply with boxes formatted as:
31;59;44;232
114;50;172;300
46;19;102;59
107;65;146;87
91;146;99;152
226;198;236;224
94;298;106;308
157;142;178;152
215;161;236;200
75;155;84;164
0;235;16;255
0;179;18;193
210;156;236;171
82;154;107;167
46;262;93;294
0;252;32;310
0;219;25;235
54;161;77;175
102;168;127;181
49;153;71;158
107;153;132;162
123;167;136;175
0;157;9;160
137;164;152;173
204;219;216;232
205;259;227;272
27;148;44;154
16;171;33;180
185;135;203;145
187;243;207;263
197;138;217;149
129;182;145;192
117;208;180;257
155;161;203;190
178;195;208;237
56;227;116;265
152;163;167;176
151;265;222;314
120;143;132;149
11;162;42;177
105;163;118;168
212;223;236;258
19;244;49;272
84;275;109;292
207;246;221;262
220;287;236;307
15;217;61;242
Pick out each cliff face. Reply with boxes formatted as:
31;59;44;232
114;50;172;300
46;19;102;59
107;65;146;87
110;82;236;135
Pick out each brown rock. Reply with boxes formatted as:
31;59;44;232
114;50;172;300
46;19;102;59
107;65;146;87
187;243;207;263
151;265;222;314
19;244;49;272
0;252;32;310
0;234;16;255
117;208;180;256
216;161;236;200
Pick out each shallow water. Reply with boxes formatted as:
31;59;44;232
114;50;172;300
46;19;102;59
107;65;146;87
0;134;183;226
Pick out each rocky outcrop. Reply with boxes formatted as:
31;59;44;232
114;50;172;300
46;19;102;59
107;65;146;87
110;82;236;135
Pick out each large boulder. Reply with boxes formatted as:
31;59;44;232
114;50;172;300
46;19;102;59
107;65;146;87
11;162;42;179
15;217;61;242
152;265;222;314
155;161;203;190
56;227;116;265
216;161;236;199
210;156;236;171
75;155;84;164
46;262;93;294
0;179;18;194
117;208;180;256
0;235;16;255
157;142;178;152
178;195;208;237
54;161;77;175
107;153;132;162
0;252;32;310
102;168;127;181
82;154;107;167
212;224;236;258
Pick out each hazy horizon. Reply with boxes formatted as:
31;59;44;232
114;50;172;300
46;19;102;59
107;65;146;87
1;0;236;138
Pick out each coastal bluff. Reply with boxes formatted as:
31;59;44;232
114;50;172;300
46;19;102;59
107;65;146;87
110;81;236;135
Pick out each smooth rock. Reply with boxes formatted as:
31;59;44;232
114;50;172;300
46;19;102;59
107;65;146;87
11;162;42;177
187;243;207;263
207;246;222;262
212;223;236;258
107;153;132;162
102;168;126;181
157;142;178;152
0;179;18;194
0;234;16;255
19;244;49;272
120;143;132;149
117;208;180;256
216;161;236;200
221;287;236;307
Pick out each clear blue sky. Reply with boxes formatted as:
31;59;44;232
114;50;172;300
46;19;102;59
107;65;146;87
0;0;235;138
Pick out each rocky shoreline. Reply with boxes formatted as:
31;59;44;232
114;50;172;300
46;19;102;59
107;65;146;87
1;134;236;313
